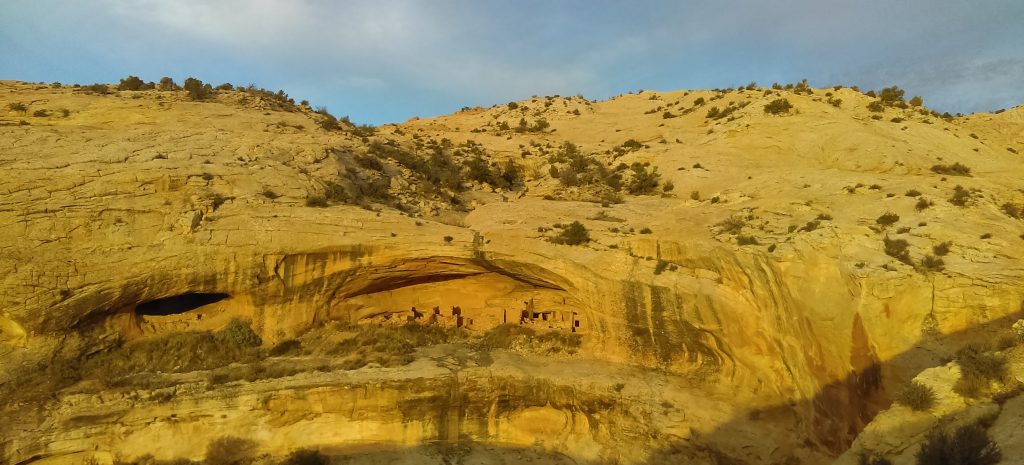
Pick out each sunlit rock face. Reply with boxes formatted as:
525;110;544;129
2;80;1024;464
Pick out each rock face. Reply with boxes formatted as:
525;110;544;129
2;80;1024;464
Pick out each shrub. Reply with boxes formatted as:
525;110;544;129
662;181;674;192
933;242;952;256
205;436;257;465
763;98;793;115
956;343;1008;383
158;77;179;91
884;236;911;264
895;381;936;411
920;254;945;272
867;101;885;112
627;163;661;195
931;163;971;177
639;227;653;234
915;198;933;211
949;185;973;206
32;109;48;117
910;96;924;107
83;83;110;95
118;75;145;91
282;449;328;465
905;189;922;197
555;221;590;245
915;424;1000;465
879;86;905;106
876;212;900;226
7;102;28;112
717;217;746;234
305;195;328;207
654;260;669;275
215;319;262;347
183;77;214;100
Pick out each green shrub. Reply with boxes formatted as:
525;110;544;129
183;77;214;100
956;343;1008;382
763;98;793;115
216;319;262;347
554;221;590;245
627;163;661;194
156;76;177;91
896;381;936;411
915;424;1000;465
931;163;971;176
205;436;257;465
879;86;905;106
118;75;145;91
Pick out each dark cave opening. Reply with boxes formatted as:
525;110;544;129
135;293;230;316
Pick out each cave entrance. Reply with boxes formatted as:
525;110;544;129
136;293;230;316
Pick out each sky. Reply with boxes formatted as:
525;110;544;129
1;0;1022;125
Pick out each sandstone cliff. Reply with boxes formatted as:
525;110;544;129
2;80;1024;464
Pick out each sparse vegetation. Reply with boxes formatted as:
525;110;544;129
205;436;258;465
763;98;793;115
920;254;945;272
183;77;214;100
553;221;590;245
895;381;936;411
876;212;900;226
954;343;1008;398
7;102;27;113
884;236;911;264
915;423;1000;465
932;242;951;256
117;75;146;91
949;185;974;207
931;163;972;177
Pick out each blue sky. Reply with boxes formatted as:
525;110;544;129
2;0;1022;125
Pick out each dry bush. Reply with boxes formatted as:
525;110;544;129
895;381;936;411
205;436;257;465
